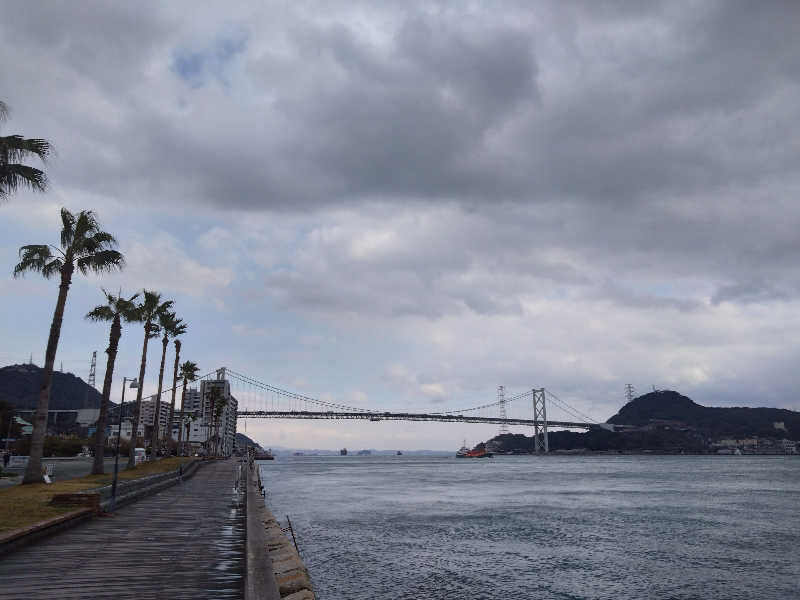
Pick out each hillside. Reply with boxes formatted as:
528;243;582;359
235;432;262;450
608;390;800;439
486;390;799;453
0;363;103;410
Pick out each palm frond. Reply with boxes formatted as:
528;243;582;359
171;319;188;338
0;135;51;163
179;360;200;382
72;210;101;243
13;245;59;278
79;230;117;255
41;258;64;278
76;249;124;275
116;292;141;323
85;305;115;322
158;309;177;331
0;163;47;198
60;208;76;248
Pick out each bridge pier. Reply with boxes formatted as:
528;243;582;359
532;388;548;453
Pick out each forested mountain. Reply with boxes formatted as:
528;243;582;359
607;390;800;439
0;363;102;410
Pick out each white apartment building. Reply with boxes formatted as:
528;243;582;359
171;378;238;456
139;396;172;440
108;396;171;442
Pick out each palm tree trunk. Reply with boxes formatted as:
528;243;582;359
149;334;168;456
23;264;73;484
166;342;181;455
128;323;152;468
91;314;121;475
177;379;187;455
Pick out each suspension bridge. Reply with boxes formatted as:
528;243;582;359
175;368;613;453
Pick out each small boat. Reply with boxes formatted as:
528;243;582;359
254;448;275;460
456;440;470;458
340;448;348;456
396;451;403;455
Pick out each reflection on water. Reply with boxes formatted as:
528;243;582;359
260;455;800;600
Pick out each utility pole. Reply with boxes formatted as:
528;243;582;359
498;385;508;435
625;384;636;403
88;351;97;388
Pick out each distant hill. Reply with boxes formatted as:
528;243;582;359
608;390;800;439
0;363;103;410
485;390;799;453
235;432;262;450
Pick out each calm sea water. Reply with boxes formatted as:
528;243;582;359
259;455;800;600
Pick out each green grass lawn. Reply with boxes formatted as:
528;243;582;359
0;456;195;534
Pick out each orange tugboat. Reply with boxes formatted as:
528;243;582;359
456;440;493;458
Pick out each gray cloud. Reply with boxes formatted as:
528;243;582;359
2;1;800;423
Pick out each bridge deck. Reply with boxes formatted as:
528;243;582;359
237;410;594;429
0;460;245;600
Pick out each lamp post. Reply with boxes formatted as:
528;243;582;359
110;377;137;513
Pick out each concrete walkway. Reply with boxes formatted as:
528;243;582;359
0;460;245;599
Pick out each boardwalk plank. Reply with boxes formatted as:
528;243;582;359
0;460;244;600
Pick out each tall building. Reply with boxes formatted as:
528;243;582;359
139;395;171;440
172;378;237;456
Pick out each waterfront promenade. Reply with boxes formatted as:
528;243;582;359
0;460;245;599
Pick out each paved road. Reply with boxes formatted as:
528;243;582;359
0;460;245;599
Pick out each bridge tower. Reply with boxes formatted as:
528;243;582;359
532;388;548;453
497;386;508;434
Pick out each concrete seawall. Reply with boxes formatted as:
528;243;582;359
245;460;315;600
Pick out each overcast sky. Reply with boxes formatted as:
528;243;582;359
2;1;799;450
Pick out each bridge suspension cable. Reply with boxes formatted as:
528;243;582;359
221;367;601;428
544;389;598;424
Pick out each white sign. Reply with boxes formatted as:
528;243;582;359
8;455;29;468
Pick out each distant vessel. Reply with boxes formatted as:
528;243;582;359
357;449;372;456
456;440;470;458
456;440;493;458
254;448;275;460
396;451;403;455
340;448;348;456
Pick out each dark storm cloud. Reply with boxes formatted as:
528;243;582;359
2;1;798;216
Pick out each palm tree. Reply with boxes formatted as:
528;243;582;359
204;386;228;457
85;289;140;475
204;386;223;456
177;361;199;455
213;393;229;457
149;311;184;455
166;329;188;454
13;208;124;483
127;291;173;468
0;100;52;201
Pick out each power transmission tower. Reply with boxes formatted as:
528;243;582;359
497;385;508;434
88;351;97;388
532;388;548;453
624;383;636;403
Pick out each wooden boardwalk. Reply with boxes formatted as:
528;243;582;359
0;460;245;599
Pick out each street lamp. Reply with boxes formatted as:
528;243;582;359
109;377;138;513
